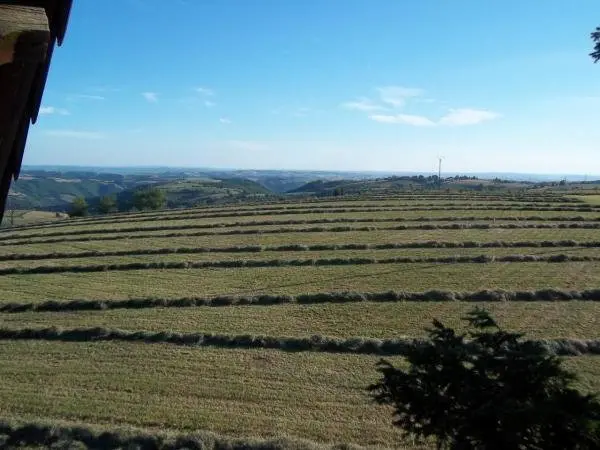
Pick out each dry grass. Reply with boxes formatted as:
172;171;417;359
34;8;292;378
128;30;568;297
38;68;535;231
2;246;600;270
3;198;600;447
0;341;597;448
3;227;600;256
0;341;404;447
3;209;600;240
3;302;599;340
2;262;600;302
0;210;65;229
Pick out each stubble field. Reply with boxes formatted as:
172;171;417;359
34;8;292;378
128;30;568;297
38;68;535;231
0;193;599;449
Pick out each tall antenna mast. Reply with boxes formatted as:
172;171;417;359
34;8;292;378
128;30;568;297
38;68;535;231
438;155;444;189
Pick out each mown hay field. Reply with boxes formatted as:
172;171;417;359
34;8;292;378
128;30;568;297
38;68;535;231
0;193;599;449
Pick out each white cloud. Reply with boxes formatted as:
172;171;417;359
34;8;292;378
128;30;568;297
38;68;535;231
142;92;158;102
377;86;423;107
439;108;500;126
341;98;385;112
370;113;435;126
39;106;70;115
227;140;267;151
195;87;214;96
204;100;216;107
370;109;499;127
44;129;105;139
219;117;232;124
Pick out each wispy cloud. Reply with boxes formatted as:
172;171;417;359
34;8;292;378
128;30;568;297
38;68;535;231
68;94;105;101
142;92;158;102
219;117;232;124
439;108;500;126
293;107;311;117
370;113;435;126
377;86;423;107
89;86;121;93
345;85;499;127
39;106;70;116
341;98;386;112
195;87;214;96
44;129;105;139
370;108;500;127
204;100;216;107
227;140;267;151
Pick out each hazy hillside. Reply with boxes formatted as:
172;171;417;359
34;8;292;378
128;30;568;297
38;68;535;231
113;177;275;210
7;174;131;210
291;175;531;196
8;170;278;212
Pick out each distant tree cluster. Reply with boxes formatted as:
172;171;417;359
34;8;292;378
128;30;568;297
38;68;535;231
370;309;600;449
98;195;117;214
69;197;88;217
132;187;166;210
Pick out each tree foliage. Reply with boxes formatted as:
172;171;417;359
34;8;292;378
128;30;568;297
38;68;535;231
592;26;600;63
369;308;600;450
69;197;88;217
132;187;166;211
98;195;117;214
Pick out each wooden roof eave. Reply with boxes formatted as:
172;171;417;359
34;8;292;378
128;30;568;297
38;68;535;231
0;1;72;221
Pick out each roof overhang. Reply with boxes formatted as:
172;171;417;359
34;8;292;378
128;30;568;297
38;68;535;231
0;0;72;221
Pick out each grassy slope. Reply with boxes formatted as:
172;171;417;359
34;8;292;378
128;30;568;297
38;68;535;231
4;228;600;254
0;341;403;447
2;247;600;270
0;341;597;448
2;196;600;448
2;262;600;302
0;210;65;228
3;302;599;339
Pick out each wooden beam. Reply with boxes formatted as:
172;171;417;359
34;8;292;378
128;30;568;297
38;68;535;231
0;5;50;65
0;5;50;216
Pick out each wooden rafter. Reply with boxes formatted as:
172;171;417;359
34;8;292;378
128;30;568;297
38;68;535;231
0;0;72;222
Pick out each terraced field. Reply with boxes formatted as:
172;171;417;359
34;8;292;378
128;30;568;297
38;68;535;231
1;193;599;449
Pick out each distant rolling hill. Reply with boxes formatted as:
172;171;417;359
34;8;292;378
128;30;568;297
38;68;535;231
112;177;275;210
290;175;530;196
7;171;277;213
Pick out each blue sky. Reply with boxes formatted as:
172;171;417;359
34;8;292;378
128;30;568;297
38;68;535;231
26;0;600;174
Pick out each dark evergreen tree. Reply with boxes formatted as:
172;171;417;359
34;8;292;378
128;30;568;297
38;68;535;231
369;308;600;450
592;26;600;62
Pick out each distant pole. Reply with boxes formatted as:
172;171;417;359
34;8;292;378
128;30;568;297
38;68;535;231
438;157;443;189
7;196;14;227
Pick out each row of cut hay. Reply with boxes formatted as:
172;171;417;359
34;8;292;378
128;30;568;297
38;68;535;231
5;193;579;230
7;214;600;242
4;222;600;247
0;197;586;234
0;420;346;450
5;219;600;244
9;210;600;235
2;240;600;262
0;254;597;276
0;326;597;356
3;288;600;313
5;204;600;238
